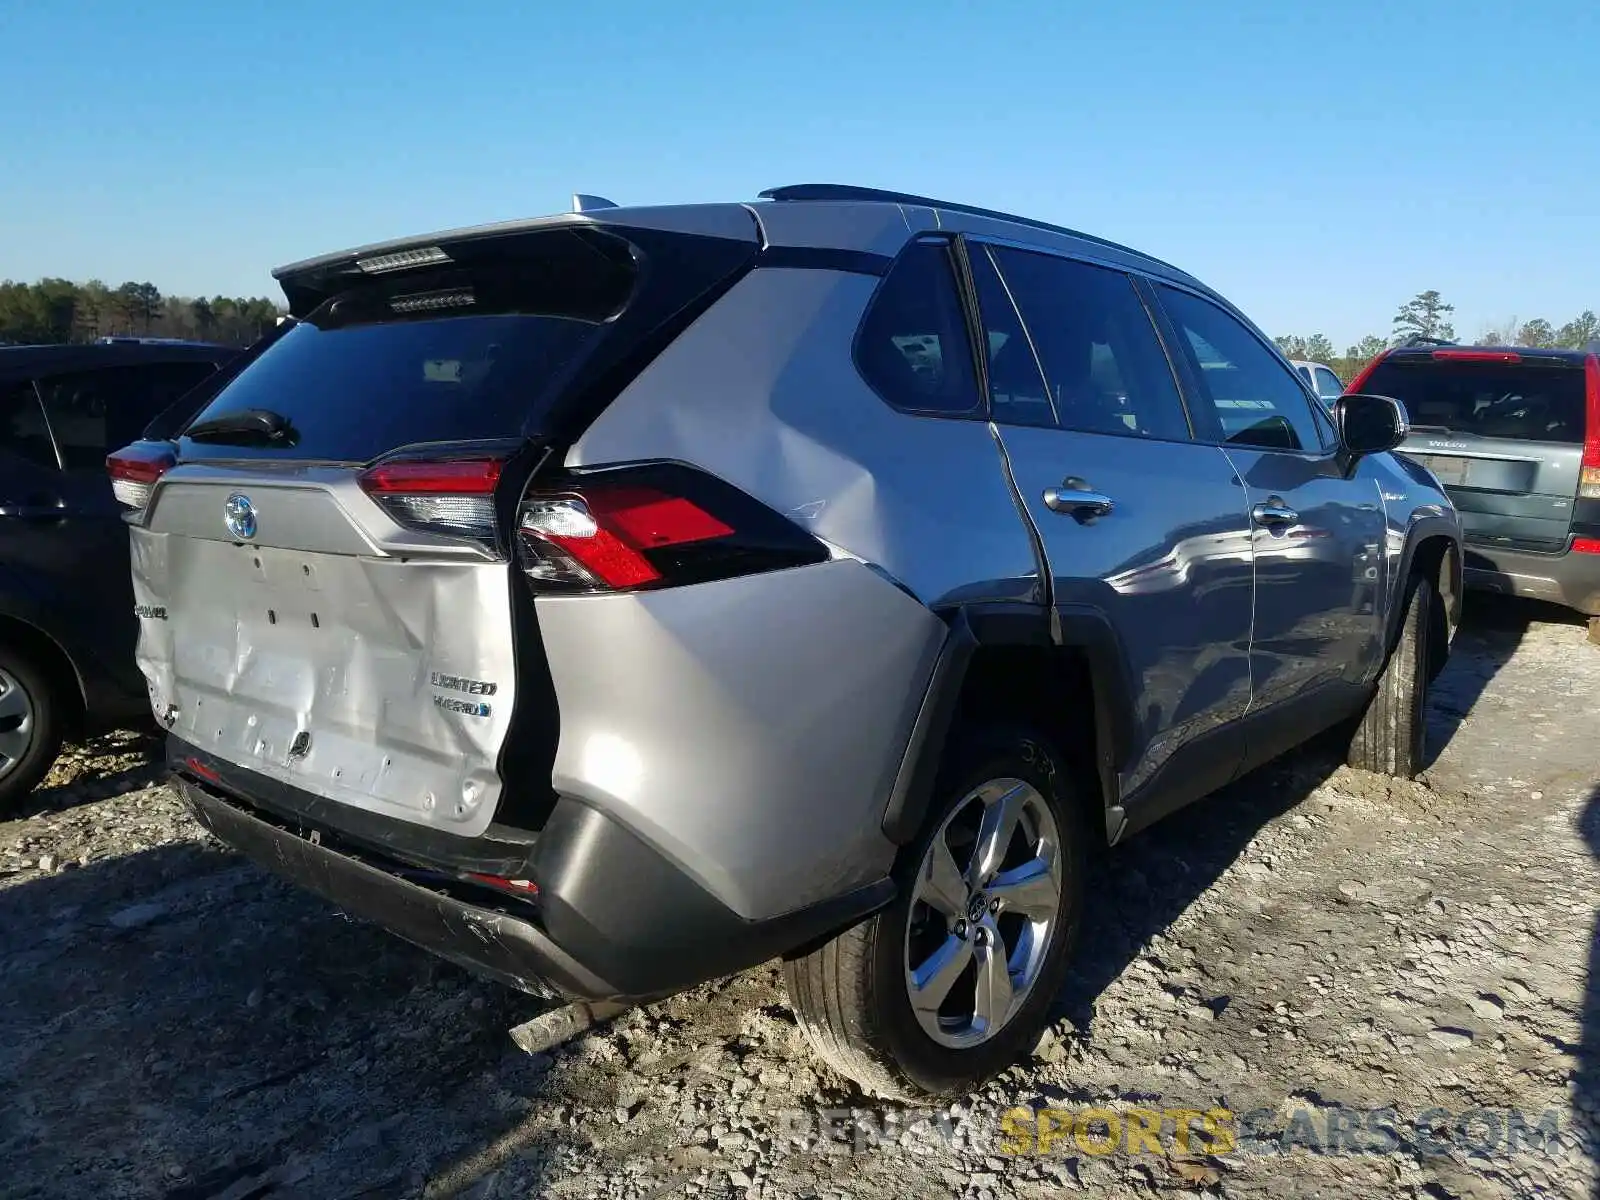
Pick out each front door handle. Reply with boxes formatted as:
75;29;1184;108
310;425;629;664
1251;501;1299;527
1043;486;1115;518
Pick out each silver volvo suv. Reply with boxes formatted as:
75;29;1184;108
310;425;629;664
110;185;1462;1098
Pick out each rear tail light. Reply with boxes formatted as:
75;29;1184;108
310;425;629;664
107;441;177;510
1581;356;1600;500
358;457;505;539
515;464;828;593
1573;537;1600;555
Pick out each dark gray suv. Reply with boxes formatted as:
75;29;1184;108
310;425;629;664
115;184;1462;1098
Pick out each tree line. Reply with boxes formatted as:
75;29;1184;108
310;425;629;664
0;278;285;348
1276;290;1600;383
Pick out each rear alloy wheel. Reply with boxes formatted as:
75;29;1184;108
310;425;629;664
0;651;61;812
904;777;1062;1049
783;725;1085;1098
1347;573;1436;779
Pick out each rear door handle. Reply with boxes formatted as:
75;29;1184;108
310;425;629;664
1043;487;1115;518
1251;502;1299;526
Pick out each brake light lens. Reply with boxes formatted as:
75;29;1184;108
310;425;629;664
107;441;177;510
1573;538;1600;555
1582;356;1600;500
1432;349;1522;363
467;872;539;896
515;464;827;593
184;755;222;784
358;457;505;539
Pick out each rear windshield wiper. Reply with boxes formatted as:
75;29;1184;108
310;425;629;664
184;408;298;445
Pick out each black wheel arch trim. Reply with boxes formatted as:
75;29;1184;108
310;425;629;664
1387;516;1462;661
881;601;1139;845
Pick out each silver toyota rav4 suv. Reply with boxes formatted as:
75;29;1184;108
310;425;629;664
110;184;1462;1098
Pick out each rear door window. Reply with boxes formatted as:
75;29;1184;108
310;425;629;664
1360;358;1586;444
967;246;1054;428
0;381;58;470
856;240;982;416
1159;286;1328;452
38;362;221;469
979;245;1190;441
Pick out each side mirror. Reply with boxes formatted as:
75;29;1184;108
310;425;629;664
1333;393;1409;458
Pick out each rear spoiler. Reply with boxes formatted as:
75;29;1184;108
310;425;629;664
272;206;760;319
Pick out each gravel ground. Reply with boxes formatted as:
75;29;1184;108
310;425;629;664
2;597;1597;1200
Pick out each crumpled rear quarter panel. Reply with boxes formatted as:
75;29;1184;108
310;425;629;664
536;558;945;921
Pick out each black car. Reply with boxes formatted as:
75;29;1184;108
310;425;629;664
0;341;236;807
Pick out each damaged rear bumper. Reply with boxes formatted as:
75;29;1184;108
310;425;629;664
181;778;616;1000
1463;540;1600;617
173;737;895;1004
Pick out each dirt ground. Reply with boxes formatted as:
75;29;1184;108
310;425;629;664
2;596;1597;1200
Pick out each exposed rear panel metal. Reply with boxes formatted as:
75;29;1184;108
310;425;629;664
535;559;945;921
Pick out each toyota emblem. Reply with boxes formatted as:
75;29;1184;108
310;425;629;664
223;493;258;541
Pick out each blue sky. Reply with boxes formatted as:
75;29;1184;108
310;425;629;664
2;0;1596;348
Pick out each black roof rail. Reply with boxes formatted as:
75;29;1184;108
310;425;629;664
1394;334;1456;349
757;184;1186;276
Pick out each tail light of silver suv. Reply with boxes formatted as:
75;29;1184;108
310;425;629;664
514;463;829;593
106;442;178;512
357;456;506;540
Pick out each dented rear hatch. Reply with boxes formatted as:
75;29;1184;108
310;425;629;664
124;217;759;838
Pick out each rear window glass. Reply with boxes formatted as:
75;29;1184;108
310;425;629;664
179;314;605;462
1362;359;1587;444
40;361;220;469
178;241;639;463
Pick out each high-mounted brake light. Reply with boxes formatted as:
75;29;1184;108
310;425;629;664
1432;349;1522;363
356;246;452;274
390;288;476;314
515;464;828;593
1581;356;1600;501
107;442;177;510
358;457;505;539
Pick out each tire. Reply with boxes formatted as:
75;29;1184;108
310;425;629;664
1347;573;1435;779
782;724;1086;1099
0;645;62;813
